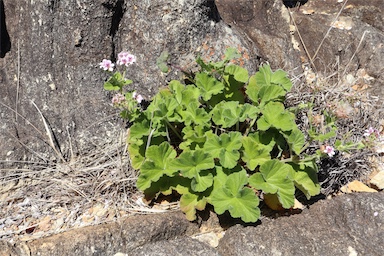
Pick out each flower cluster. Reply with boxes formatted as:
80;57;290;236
117;51;137;66
100;51;144;113
112;93;126;106
99;51;137;72
132;91;144;104
99;59;114;72
323;145;336;157
363;127;380;137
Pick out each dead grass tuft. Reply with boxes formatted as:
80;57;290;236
286;66;383;196
0;128;163;242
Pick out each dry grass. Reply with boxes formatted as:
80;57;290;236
286;64;383;196
0;123;180;242
284;1;383;196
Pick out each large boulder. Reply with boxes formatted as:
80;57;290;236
1;212;201;256
216;0;384;97
215;0;302;71
1;193;383;255
218;192;384;256
0;0;258;164
2;0;382;164
293;0;384;98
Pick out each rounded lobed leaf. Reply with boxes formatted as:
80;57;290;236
180;193;208;221
211;101;241;128
257;102;296;131
224;64;249;83
195;72;225;101
210;169;260;223
137;142;178;191
170;149;215;192
249;160;296;209
204;132;243;169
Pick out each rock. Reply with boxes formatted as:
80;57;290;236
115;0;259;95
215;0;302;72
216;0;384;98
0;0;117;163
292;0;384;98
129;237;221;256
0;0;258;163
217;192;384;256
5;212;200;256
1;193;383;255
0;0;11;57
1;0;383;163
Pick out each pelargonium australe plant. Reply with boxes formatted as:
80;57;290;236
99;51;144;121
99;48;368;223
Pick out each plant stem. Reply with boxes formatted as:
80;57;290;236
165;119;183;140
244;118;257;136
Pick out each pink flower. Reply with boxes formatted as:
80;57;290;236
132;92;144;104
323;146;336;157
117;51;136;66
99;59;114;71
363;127;379;137
112;93;126;105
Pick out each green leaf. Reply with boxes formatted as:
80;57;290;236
170;149;215;192
224;47;241;61
246;74;261;104
290;163;320;199
257;102;296;131
191;169;214;192
142;175;191;201
225;65;249;83
211;101;241;128
180;192;207;221
210;170;260;223
308;129;337;142
169;80;184;104
137;142;177;191
181;85;201;106
284;128;305;155
151;95;181;123
255;64;292;92
180;102;211;126
258;84;286;104
270;69;293;92
157;63;169;73
156;51;170;73
255;64;273;87
204;132;243;169
128;119;151;143
245;64;292;105
103;72;132;91
196;56;214;72
249;160;295;209
180;125;212;151
239;103;259;122
195;72;225;101
128;143;145;170
241;136;273;170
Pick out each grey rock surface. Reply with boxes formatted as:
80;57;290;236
293;0;384;98
1;193;383;256
218;192;384;256
3;212;200;256
0;0;258;164
130;237;221;256
1;0;382;164
215;0;302;71
216;0;384;98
